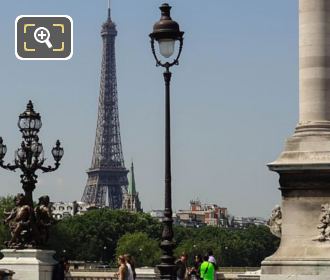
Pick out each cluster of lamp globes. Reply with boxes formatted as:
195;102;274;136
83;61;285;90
0;100;64;170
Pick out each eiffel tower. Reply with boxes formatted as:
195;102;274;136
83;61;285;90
81;4;128;208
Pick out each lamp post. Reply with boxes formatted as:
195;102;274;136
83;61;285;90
101;246;107;263
0;100;64;248
149;3;184;279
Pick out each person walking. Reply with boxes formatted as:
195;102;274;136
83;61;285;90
207;250;217;269
176;252;188;280
124;254;136;280
200;255;214;280
117;255;128;280
52;257;66;280
189;254;202;280
207;250;218;280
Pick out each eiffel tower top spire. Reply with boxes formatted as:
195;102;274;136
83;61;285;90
92;0;122;169
102;0;116;36
107;0;111;21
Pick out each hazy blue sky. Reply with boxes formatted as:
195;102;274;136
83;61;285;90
0;1;298;218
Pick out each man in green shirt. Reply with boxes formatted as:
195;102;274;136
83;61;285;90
200;255;215;280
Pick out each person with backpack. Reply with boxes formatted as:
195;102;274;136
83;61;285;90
200;255;214;280
207;250;218;279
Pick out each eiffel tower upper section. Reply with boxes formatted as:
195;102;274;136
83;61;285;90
82;5;128;208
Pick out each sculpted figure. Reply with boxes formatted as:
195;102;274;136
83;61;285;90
3;193;32;247
35;195;53;244
267;205;282;238
314;204;330;241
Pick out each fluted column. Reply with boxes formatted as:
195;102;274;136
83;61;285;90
298;0;330;129
268;0;330;166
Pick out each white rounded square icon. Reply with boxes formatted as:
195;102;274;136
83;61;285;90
16;15;73;60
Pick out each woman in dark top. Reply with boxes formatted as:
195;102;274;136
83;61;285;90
189;254;203;280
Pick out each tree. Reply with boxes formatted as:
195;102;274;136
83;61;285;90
116;232;161;267
174;225;279;267
47;209;161;262
0;196;14;251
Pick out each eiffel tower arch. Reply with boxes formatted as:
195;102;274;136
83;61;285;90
82;5;128;209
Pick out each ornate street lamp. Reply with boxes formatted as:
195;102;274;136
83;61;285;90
18;100;42;141
150;3;184;279
0;100;64;248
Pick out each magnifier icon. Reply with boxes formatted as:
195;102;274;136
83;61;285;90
34;27;53;49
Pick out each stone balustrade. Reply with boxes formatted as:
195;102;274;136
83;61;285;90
65;268;261;280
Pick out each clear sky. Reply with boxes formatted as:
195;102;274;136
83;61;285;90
0;1;298;218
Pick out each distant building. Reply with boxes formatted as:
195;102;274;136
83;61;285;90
122;162;142;212
230;216;267;228
149;210;165;222
176;200;229;227
149;209;177;224
51;201;91;220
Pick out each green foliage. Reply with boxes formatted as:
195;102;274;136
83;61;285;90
174;225;279;267
47;209;161;263
43;207;279;267
0;195;14;250
0;196;278;268
116;232;161;267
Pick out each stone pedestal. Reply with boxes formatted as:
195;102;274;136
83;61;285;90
261;168;330;279
0;249;57;280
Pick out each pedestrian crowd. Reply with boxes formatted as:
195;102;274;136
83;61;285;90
176;251;218;280
115;251;217;280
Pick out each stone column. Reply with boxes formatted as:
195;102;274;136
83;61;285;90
261;1;330;279
299;0;330;127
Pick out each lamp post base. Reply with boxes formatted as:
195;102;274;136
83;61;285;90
157;263;177;280
0;249;57;280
